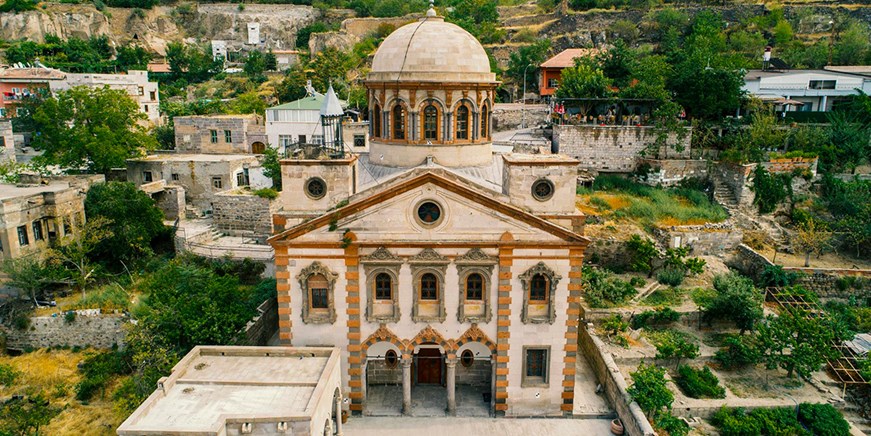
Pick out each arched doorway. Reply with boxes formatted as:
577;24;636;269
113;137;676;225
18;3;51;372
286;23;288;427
363;341;403;416
411;342;447;416
251;142;266;154
455;341;494;417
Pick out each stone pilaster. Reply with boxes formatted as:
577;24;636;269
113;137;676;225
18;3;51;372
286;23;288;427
560;247;585;414
494;235;513;414
345;236;364;414
275;245;292;344
401;357;413;415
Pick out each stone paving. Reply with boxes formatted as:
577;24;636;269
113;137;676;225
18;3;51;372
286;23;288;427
573;351;616;418
343;417;613;436
365;385;490;417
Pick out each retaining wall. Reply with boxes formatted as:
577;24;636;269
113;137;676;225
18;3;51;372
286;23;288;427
238;298;278;346
212;191;277;241
4;312;127;351
639;159;709;186
578;325;656;436
554;125;691;173
654;223;743;256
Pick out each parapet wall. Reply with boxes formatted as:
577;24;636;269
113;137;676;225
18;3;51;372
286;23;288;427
212;191;277;241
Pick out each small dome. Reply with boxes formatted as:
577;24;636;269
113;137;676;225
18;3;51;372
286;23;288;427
368;16;496;83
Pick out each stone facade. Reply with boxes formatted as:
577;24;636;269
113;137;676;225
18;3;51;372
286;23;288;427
4;313;127;351
213;190;278;240
0;174;103;259
366;359;403;385
554;125;692;172
153;185;186;221
0;120;14;162
174;115;267;154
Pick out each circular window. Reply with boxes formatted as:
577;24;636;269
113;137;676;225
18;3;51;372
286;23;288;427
305;177;327;199
460;349;474;368
531;179;555;201
385;349;398;368
416;201;442;225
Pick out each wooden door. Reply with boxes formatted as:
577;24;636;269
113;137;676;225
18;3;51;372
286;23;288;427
416;348;442;385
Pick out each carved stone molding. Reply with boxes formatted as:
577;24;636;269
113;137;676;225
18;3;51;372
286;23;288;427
456;264;493;324
455;323;496;354
362;323;407;355
518;262;562;325
362;263;402;323
297;261;339;324
361;246;403;264
454;248;497;265
408;248;449;264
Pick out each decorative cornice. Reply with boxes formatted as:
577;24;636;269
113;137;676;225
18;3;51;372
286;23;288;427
408;248;449;264
455;247;497;265
361;246;403;264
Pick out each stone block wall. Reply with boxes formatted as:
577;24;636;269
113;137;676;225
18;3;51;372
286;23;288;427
655;223;742;256
239;298;278;346
491;104;551;132
367;360;402;385
4;314;127;351
554;125;691;173
155;186;186;221
212;191;277;240
578;325;655;436
727;244;774;282
174;115;262;154
457;359;490;387
639;159;709;186
0;120;14;162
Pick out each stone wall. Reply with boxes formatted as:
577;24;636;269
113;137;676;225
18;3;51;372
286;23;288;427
457;359;490;387
578;325;656;436
0;119;14;162
554;125;691;173
639;159;709;186
714;159;819;207
174;115;264;154
238;298;278;346
728;244;774;282
154;185;185;221
367;360;402;385
212;190;277;240
654;223;743;256
4;313;127;351
491;103;550;132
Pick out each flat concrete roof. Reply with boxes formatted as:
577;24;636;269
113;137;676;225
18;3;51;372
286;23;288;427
129;153;259;162
117;346;341;435
0;182;72;201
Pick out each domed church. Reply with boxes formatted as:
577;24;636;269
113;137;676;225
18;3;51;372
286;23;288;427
268;4;590;418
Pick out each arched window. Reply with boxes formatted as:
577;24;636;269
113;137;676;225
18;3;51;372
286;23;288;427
420;272;438;300
373;104;381;138
375;272;392;300
480;104;489;138
466;273;483;301
530;274;548;302
309;274;329;309
456;105;469;140
423;104;439;141
392;105;406;140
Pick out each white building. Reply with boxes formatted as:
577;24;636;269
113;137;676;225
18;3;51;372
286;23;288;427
248;22;261;45
211;40;227;61
49;70;160;124
266;88;368;155
743;69;871;112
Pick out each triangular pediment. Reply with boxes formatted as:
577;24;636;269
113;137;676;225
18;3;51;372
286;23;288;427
269;170;589;246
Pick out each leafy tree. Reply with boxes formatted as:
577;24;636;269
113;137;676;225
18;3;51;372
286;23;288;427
262;145;283;191
755;307;842;378
264;50;277;71
0;393;60;436
243;50;266;80
626;234;657;276
166;41;222;83
791;220;833;268
506;39;551;97
713;334;760;370
628;363;673;417
31;86;157;174
704;273;763;334
555;60;613;100
0;0;36;13
227;91;267;116
444;0;504;44
115;44;153;71
0;255;64;305
84;182;167;266
750;165;791;214
652;330;699;368
51;216;113;297
296;22;331;49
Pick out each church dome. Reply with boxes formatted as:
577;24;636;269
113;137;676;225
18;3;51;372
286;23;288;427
368;16;496;83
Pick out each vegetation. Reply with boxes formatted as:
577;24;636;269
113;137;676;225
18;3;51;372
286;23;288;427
29;86;157;174
628;362;677;434
601;314;629;347
0;393;61;436
791;220;833;267
700;273;763;334
712;404;849;436
641;287;683;307
648;329;699;367
631;307;680;330
713;334;760;370
578;175;727;229
675;365;725;399
755;306;844;379
581;266;637;308
253;188;279;200
798;403;851;436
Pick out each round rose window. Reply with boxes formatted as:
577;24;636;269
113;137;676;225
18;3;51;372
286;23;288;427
417;201;442;224
305;178;326;199
531;179;555;201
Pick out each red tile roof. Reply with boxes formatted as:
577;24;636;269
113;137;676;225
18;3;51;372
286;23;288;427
540;48;602;69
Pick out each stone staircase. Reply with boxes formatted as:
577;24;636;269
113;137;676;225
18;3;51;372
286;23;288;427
630;281;660;305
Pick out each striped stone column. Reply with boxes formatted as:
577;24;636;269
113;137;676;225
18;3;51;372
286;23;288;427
494;234;514;414
345;236;364;414
560;247;585;415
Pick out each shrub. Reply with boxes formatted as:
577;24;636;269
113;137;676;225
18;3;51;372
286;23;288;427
72;284;131;312
705;273;763;334
657;267;685;286
654;411;690;436
13;314;30;331
626;234;657;274
650;330;699;366
582;266;637;308
75;376;105;401
798;403;850;436
253;188;278;200
643;287;684;307
712;407;806;436
0;363;18;386
676;365;726;399
75;350;132;402
713;334;760;370
629;277;646;287
631;307;681;329
760;264;800;287
628;363;673;416
64;311;77;324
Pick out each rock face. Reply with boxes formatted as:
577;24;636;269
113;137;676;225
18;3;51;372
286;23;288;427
185;4;319;50
0;5;111;43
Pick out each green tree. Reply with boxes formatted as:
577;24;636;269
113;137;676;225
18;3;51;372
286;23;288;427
628;363;673;417
227;91;267;116
262;145;283;191
31;86;157;174
704;273;763;334
755;307;842;378
626;234;657;276
0;255;63;305
0;393;60;436
750;165;791;214
51;217;113;297
0;0;37;13
264;49;277;71
506;39;551;97
791;220;833;268
115;44;153;71
166;41;222;83
555;60;613;100
243;50;266;80
84;182;167;266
